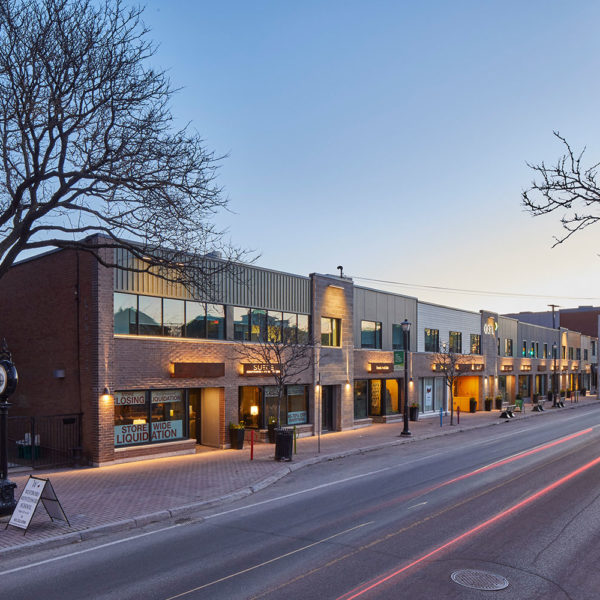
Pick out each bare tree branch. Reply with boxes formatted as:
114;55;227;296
522;131;600;247
0;0;246;292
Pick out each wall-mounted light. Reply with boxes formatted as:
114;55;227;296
250;405;259;416
345;379;351;390
100;386;112;403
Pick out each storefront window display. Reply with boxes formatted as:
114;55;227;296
114;389;186;447
419;377;446;413
354;379;401;418
518;375;531;398
239;385;308;428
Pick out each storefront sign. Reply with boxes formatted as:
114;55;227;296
520;364;532;371
500;364;513;372
172;362;225;378
483;317;498;336
537;365;547;371
369;362;393;373
288;411;307;425
151;390;183;403
243;363;281;376
114;420;183;446
114;391;146;405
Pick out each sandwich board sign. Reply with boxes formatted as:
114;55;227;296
6;476;70;533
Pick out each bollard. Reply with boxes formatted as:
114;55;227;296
457;405;460;425
250;429;254;461
440;404;443;427
293;425;297;454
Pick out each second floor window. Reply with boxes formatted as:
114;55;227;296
470;334;481;355
321;317;341;347
522;341;527;357
361;321;382;349
392;324;406;350
424;328;439;352
505;338;513;357
449;331;462;353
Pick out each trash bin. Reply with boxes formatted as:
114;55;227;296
469;398;477;413
274;428;293;461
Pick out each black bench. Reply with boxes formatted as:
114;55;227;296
500;403;516;419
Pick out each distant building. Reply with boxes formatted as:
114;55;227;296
504;306;600;338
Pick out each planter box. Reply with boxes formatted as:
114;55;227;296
229;428;245;450
409;406;419;421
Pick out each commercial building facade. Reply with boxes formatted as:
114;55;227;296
1;241;597;465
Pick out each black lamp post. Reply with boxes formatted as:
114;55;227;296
0;339;18;516
552;342;559;408
400;319;411;437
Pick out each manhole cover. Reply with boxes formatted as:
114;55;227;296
451;569;509;591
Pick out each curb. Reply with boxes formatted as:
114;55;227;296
2;400;598;559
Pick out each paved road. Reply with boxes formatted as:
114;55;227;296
2;406;600;599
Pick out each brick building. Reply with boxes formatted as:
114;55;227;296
1;240;597;466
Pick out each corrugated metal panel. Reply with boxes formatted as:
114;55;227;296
113;249;310;313
417;302;481;353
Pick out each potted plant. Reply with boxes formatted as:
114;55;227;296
495;395;503;410
484;396;492;411
409;401;419;422
229;421;245;450
469;397;477;413
581;387;587;397
560;389;566;398
267;416;277;443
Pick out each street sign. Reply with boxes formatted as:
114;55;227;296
6;476;69;533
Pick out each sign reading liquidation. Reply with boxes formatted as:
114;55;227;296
114;390;184;446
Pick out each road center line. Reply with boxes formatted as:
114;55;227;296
163;522;374;600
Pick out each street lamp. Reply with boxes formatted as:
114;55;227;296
400;319;411;437
552;342;558;408
0;339;18;516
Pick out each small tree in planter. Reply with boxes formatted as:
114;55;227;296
233;314;313;431
484;397;492;411
409;402;419;421
495;395;503;410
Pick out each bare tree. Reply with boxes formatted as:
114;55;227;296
0;0;242;291
233;316;313;427
522;131;600;247
430;341;472;426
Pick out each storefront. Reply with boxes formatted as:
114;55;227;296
114;389;187;447
354;378;402;420
239;385;309;428
518;375;531;398
418;377;446;413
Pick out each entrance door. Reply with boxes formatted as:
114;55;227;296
188;388;221;447
321;385;335;432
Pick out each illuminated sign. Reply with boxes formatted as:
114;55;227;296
242;363;282;376
369;362;393;373
520;364;532;371
500;364;513;372
483;317;498;336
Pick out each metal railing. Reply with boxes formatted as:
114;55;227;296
8;413;83;469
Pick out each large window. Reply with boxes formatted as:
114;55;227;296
576;347;581;360
361;321;382;349
449;331;462;354
568;346;574;360
234;307;310;344
470;334;481;355
392;324;406;351
424;328;439;352
522;341;527;357
114;389;185;447
354;380;368;419
504;338;513;357
321;317;341;347
239;385;308;428
543;343;548;358
114;293;225;340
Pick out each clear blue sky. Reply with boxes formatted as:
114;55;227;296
142;0;600;314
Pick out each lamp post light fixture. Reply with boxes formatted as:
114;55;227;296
552;342;559;408
400;319;411;437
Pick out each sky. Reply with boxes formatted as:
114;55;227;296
140;0;600;315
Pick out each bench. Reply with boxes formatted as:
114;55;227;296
500;403;516;419
532;398;546;412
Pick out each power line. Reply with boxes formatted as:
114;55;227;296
349;275;600;302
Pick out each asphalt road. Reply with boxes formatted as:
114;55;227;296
3;408;600;600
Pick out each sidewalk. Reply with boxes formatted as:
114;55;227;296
2;396;598;557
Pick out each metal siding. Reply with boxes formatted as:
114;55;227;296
113;249;310;313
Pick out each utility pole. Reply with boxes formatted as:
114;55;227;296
548;304;560;402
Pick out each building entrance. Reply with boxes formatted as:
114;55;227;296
321;385;335;432
188;388;221;447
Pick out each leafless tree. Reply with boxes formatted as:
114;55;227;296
522;131;600;247
233;317;313;426
430;342;472;425
0;0;243;293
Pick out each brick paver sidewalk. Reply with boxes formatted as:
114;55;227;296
1;397;598;557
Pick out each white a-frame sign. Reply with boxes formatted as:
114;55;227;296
6;476;70;533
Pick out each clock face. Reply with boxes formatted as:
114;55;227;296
0;364;6;395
